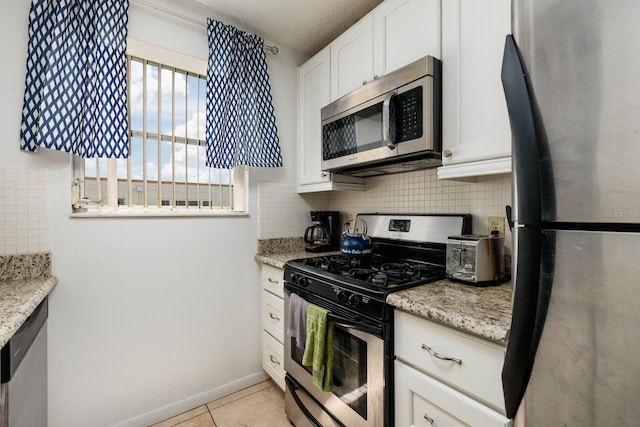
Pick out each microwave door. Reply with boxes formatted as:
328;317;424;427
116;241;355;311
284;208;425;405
321;93;398;172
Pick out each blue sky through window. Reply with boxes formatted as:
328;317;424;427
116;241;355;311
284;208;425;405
85;57;230;186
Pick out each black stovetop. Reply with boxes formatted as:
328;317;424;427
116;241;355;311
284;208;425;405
294;254;444;290
284;213;471;320
284;251;446;321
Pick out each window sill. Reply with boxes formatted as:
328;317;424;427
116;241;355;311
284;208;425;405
69;208;249;219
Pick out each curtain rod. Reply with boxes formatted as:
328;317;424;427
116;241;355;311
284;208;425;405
133;0;279;55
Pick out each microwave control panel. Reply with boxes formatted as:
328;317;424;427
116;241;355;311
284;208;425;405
394;86;423;142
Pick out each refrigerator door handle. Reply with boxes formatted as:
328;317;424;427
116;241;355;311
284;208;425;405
501;35;541;228
502;226;542;418
500;34;548;419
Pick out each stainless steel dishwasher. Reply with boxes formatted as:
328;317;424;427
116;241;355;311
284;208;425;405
0;296;48;427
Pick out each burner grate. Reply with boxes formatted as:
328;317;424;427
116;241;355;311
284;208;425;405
295;251;445;291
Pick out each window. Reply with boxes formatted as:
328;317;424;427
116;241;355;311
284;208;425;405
72;41;247;216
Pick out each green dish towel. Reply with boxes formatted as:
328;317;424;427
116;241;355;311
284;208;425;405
302;304;334;392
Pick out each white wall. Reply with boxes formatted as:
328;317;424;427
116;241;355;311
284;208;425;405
0;1;304;425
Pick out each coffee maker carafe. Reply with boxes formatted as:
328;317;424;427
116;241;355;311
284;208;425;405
304;211;340;252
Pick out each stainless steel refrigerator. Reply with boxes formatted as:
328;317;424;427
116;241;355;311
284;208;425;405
500;0;640;425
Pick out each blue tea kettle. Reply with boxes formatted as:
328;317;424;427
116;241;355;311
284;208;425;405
341;218;373;258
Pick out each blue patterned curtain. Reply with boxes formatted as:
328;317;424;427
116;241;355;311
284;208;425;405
206;19;282;169
20;0;129;158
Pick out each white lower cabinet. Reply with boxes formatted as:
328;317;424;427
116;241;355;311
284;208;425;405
262;330;285;390
395;361;511;427
262;289;284;341
394;310;511;426
260;264;285;390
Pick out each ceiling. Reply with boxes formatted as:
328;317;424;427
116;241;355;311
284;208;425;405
166;0;384;57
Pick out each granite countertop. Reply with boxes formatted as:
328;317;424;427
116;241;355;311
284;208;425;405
255;250;340;269
255;237;339;269
387;279;513;345
0;253;58;348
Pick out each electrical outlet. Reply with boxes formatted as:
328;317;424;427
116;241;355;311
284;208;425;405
488;216;505;236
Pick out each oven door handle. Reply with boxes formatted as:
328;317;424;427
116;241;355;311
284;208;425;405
328;313;383;337
285;376;346;427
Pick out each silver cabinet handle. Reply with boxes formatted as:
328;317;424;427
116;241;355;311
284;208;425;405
421;344;463;365
267;277;278;284
443;149;453;157
269;312;280;321
269;355;280;365
424;413;435;425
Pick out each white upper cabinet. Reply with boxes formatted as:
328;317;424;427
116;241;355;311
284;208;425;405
330;0;441;102
297;48;365;192
374;0;441;76
298;47;332;186
438;0;512;180
330;15;375;101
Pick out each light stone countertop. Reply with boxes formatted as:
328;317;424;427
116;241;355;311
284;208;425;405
0;276;58;348
1;252;58;348
255;250;340;269
387;279;513;345
255;237;339;269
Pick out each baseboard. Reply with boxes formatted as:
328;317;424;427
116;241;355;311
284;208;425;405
112;371;269;427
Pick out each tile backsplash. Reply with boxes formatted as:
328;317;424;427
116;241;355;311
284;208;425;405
258;183;328;239
0;165;50;255
258;169;512;250
327;169;512;238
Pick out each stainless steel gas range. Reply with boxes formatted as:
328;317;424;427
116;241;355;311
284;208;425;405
283;213;471;427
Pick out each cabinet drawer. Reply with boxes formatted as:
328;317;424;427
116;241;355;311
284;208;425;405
262;331;285;391
262;290;284;343
261;265;284;298
395;361;511;427
395;310;506;411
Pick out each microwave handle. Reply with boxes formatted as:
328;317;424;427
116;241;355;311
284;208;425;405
382;91;397;150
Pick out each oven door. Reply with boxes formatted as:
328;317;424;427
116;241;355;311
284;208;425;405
284;289;385;427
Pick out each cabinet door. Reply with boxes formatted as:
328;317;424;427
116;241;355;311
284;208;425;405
441;0;511;166
395;310;506;411
261;264;284;298
262;331;285;390
297;47;331;186
374;0;441;77
395;361;512;427
330;14;374;101
262;290;284;344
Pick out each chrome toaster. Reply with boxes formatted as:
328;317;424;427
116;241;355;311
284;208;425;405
446;234;506;285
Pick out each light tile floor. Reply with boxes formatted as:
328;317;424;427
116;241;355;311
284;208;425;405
150;379;290;427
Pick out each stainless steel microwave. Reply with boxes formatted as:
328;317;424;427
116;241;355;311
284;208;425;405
321;56;441;177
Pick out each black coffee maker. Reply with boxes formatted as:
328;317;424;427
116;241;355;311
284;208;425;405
304;211;341;252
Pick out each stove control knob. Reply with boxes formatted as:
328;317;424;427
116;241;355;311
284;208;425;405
336;290;348;303
298;277;310;287
290;274;300;284
348;294;362;308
